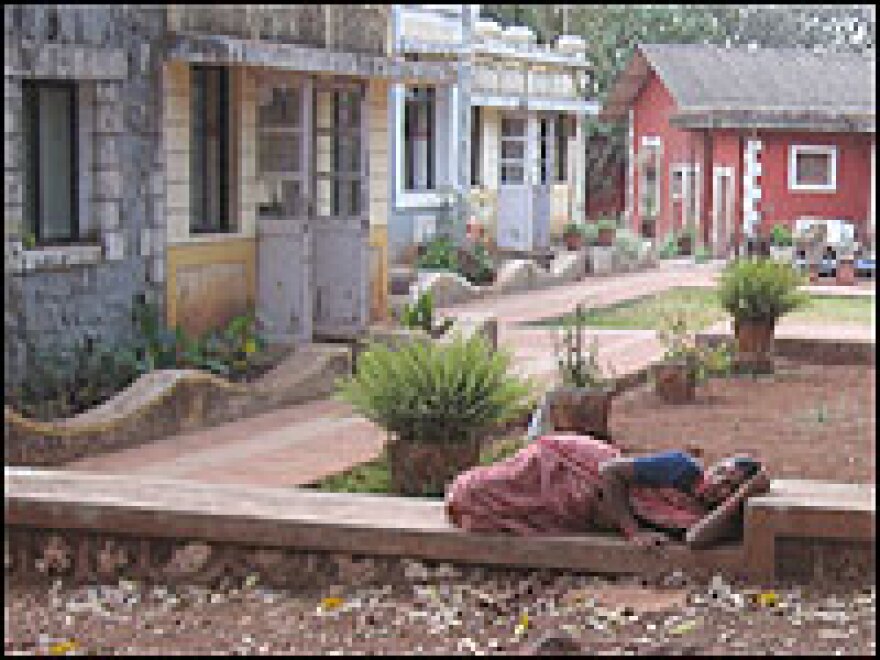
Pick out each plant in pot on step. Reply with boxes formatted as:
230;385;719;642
339;334;532;497
547;304;616;440
677;224;696;256
653;309;702;404
718;258;808;374
399;290;454;338
596;216;617;247
769;224;794;263
836;233;857;286
562;222;586;251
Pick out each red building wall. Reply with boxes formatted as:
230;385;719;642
631;71;706;241
756;131;873;240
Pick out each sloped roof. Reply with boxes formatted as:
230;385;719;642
602;43;876;132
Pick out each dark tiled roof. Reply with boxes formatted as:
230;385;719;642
603;43;875;131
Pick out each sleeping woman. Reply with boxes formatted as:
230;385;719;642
445;434;770;548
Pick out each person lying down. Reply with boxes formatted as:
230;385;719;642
445;435;770;548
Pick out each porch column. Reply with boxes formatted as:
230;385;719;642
871;140;876;246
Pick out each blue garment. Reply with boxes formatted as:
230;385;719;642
632;451;702;493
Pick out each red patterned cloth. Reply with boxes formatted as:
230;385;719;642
445;435;707;536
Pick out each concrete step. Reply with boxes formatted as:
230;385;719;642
6;469;874;584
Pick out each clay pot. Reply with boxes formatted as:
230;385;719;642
653;361;696;404
640;220;656;239
564;232;584;251
677;235;693;256
545;387;613;441
733;319;776;373
387;433;481;497
808;264;821;283
597;227;616;247
836;258;856;286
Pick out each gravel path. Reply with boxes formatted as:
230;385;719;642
6;567;874;655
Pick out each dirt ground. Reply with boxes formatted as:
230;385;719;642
4;570;875;655
610;361;876;483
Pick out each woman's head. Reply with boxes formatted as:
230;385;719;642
694;456;761;507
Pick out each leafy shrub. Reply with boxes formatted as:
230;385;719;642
770;224;794;247
658;232;680;259
718;258;809;324
596;216;618;231
582;223;600;246
613;227;643;261
417;236;459;272
563;222;585;238
339;334;532;445
555;304;612;389
8;339;141;420
657;309;733;382
400;290;454;337
460;242;495;285
694;244;712;263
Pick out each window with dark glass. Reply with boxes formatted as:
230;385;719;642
404;86;435;191
470;105;482;186
22;80;78;244
191;66;231;233
556;114;568;182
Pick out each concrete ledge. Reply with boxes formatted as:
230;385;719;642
4;345;351;467
6;469;873;585
697;320;876;365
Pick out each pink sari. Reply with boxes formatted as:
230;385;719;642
446;435;707;535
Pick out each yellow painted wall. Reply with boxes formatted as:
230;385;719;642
368;79;390;322
479;106;500;242
162;62;257;332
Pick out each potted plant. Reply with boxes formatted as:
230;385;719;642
677;224;696;255
641;199;658;238
657;231;680;260
546;304;615;440
836;235;857;286
769;224;794;263
399;290;455;338
653;310;701;404
339;335;532;497
596;217;617;247
718;258;808;374
562;222;586;251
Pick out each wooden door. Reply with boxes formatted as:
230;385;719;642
311;81;369;339
497;112;532;251
256;76;312;343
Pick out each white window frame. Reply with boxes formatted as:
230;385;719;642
393;83;453;209
670;163;701;225
638;135;662;218
789;144;837;193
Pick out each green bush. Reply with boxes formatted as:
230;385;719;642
613;227;643;261
400;290;454;337
658;232;680;259
694;244;712;263
770;224;794;247
718;258;809;324
582;223;600;246
462;242;495;285
596;216;618;231
339;334;532;445
563;222;585;238
416;236;459;272
555;304;612;389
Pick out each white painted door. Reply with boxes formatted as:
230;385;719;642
497;112;532;251
532;113;555;251
311;81;369;340
256;77;312;343
712;166;735;258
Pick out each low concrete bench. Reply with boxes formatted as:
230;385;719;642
5;469;873;586
745;480;876;582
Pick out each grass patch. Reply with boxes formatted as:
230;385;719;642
306;432;528;496
530;287;875;331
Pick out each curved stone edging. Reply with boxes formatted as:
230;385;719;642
4;345;351;467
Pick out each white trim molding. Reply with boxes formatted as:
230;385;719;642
743;139;763;240
788;144;838;193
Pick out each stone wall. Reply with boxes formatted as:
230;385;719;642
4;5;167;389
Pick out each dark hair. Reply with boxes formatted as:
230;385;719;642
732;457;761;480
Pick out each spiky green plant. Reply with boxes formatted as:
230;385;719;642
338;334;533;445
718;258;808;324
555;304;612;389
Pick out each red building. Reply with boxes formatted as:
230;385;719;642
601;43;876;256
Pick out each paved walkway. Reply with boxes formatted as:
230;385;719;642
68;260;872;488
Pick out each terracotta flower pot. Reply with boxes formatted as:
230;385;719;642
597;227;615;247
653;361;696;404
387;433;481;497
733;319;776;374
640;221;656;239
677;235;693;256
545;386;613;441
564;233;584;251
836;258;856;286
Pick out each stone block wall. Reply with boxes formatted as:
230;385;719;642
4;5;167;389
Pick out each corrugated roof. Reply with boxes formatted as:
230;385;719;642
602;43;875;131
